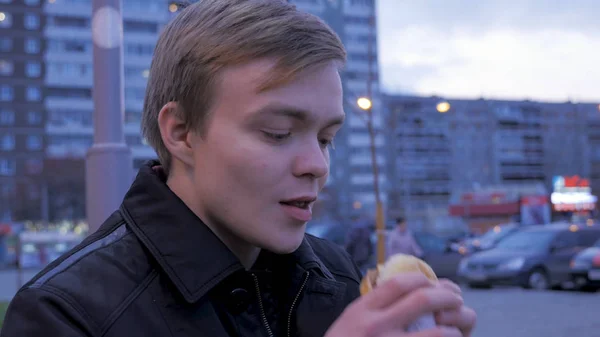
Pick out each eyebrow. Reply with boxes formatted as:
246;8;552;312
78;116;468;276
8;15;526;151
254;103;345;128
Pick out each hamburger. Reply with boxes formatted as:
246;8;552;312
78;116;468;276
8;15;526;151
359;254;438;332
360;254;438;295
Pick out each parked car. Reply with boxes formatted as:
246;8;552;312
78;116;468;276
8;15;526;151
414;232;465;281
456;223;520;254
457;223;600;290
570;238;600;291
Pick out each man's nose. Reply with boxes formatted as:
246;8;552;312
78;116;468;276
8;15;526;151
292;141;329;179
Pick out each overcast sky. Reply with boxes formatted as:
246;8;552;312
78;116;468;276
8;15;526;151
376;0;600;102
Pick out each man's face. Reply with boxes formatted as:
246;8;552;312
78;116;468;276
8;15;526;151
188;59;344;254
397;222;407;232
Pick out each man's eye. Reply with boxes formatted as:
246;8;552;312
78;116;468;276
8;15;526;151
262;131;291;141
320;138;335;150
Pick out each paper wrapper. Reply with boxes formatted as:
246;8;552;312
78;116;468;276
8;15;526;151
360;254;438;332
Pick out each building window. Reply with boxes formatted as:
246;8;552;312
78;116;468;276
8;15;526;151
27;111;42;125
349;0;374;5
25;38;40;54
24;14;40;30
0;12;12;28
0;60;13;76
126;43;154;56
0;38;11;52
26;183;40;199
0;85;13;101
49;109;92;126
123;21;157;33
26;62;41;77
47;87;91;99
26;135;43;150
26;86;41;101
0;159;16;176
65;40;88;52
47;16;89;28
25;158;43;175
0;109;14;125
0;134;14;150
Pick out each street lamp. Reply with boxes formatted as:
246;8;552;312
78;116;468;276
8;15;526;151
356;97;386;265
436;101;451;113
357;97;373;110
86;0;133;232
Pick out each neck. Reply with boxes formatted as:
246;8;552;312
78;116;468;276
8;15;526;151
166;167;261;270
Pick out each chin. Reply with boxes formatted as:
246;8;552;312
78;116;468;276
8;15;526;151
263;233;305;255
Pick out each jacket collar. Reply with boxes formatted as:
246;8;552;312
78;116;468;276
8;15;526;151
120;160;334;303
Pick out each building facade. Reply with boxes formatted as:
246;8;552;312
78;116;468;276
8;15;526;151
0;0;170;222
0;0;47;222
2;0;385;223
383;94;598;229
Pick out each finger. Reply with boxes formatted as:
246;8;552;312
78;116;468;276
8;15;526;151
437;279;462;294
365;272;434;309
381;287;463;330
404;326;462;337
435;306;477;335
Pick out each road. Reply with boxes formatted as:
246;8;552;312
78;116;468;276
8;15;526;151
0;269;598;336
464;286;600;337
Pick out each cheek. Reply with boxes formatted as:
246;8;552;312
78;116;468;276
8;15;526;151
223;143;286;189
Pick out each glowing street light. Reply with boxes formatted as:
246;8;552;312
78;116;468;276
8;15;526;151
357;97;373;111
356;96;386;264
0;13;6;22
169;3;179;13
436;101;451;113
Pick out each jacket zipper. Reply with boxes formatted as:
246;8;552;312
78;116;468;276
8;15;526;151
287;272;310;337
252;271;310;337
252;273;274;337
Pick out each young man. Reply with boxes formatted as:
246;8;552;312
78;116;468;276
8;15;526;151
1;1;475;336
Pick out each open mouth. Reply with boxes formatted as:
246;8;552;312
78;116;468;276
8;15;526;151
279;201;311;209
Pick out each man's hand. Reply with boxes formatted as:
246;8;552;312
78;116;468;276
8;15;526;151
325;273;476;337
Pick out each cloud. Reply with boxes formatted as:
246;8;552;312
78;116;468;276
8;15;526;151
377;0;600;101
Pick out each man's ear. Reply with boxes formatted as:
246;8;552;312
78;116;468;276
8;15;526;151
157;102;195;167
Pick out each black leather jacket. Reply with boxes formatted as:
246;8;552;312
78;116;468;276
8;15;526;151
1;162;362;337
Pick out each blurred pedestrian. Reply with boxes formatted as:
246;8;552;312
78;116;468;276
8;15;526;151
386;217;424;258
344;217;373;273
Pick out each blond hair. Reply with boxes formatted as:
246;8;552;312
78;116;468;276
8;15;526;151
141;0;346;173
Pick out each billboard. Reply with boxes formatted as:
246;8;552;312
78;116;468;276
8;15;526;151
551;175;597;212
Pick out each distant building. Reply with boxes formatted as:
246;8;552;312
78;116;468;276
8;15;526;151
383;94;598;228
0;0;47;222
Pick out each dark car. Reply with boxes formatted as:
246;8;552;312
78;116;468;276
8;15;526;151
570;238;600;291
414;232;465;281
457;224;519;254
457;223;600;290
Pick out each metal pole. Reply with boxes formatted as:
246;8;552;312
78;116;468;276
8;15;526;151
86;0;132;233
366;2;386;265
40;181;49;226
